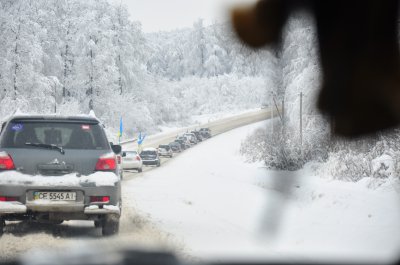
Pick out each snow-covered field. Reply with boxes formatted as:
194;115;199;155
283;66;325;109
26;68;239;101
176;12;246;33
124;121;400;263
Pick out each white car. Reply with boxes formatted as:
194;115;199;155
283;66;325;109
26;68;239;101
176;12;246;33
183;133;198;144
177;134;193;147
122;150;143;172
158;144;173;158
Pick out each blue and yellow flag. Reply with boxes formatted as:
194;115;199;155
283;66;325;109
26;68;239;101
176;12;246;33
138;132;146;145
118;117;123;142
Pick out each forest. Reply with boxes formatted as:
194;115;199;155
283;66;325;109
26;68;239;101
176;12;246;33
0;0;274;139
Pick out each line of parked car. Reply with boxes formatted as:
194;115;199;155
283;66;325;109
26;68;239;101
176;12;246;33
121;128;212;172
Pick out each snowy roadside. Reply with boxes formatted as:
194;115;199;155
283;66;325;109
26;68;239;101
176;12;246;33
124;120;400;263
117;107;265;144
0;193;176;261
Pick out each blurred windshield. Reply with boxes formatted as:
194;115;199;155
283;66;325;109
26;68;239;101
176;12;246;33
0;0;399;264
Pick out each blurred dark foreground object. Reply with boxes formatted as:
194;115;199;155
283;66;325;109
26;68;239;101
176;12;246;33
232;0;400;137
6;246;396;265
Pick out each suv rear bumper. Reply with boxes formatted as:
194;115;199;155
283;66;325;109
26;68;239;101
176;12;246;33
0;183;121;219
0;202;120;216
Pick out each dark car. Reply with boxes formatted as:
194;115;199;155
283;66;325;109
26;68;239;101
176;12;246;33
169;142;182;152
0;115;122;236
176;137;191;149
191;130;203;142
139;148;161;167
199;127;211;138
174;139;186;150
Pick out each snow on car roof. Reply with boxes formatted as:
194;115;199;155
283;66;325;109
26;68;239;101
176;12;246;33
1;109;101;124
5;114;101;123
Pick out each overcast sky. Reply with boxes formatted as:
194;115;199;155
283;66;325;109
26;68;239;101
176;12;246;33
119;0;255;32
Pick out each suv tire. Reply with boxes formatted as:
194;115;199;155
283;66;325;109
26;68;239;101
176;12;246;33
94;220;102;228
102;214;120;236
0;219;4;236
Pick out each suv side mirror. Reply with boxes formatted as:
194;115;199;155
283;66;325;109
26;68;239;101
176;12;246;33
111;144;122;154
122;151;126;157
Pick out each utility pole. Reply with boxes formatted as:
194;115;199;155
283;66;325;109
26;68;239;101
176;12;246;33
300;92;303;147
282;98;285;125
54;81;57;114
282;98;285;135
271;91;274;135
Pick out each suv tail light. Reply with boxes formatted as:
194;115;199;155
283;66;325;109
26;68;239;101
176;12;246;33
0;196;18;202
0;152;15;170
90;196;110;203
95;154;116;171
136;155;141;161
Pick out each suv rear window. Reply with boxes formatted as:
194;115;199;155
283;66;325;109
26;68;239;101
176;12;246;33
1;120;109;150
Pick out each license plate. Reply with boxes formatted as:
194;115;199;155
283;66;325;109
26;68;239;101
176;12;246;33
33;191;76;201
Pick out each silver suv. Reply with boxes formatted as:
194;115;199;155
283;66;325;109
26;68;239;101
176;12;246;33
0;115;122;236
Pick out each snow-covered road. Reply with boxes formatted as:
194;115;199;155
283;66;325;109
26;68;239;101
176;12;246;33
124;120;400;263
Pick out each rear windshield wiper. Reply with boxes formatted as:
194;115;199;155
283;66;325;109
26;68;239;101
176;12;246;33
25;142;65;155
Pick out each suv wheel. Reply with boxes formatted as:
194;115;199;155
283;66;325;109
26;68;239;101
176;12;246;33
102;214;120;236
138;167;143;173
0;219;4;236
94;220;102;228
